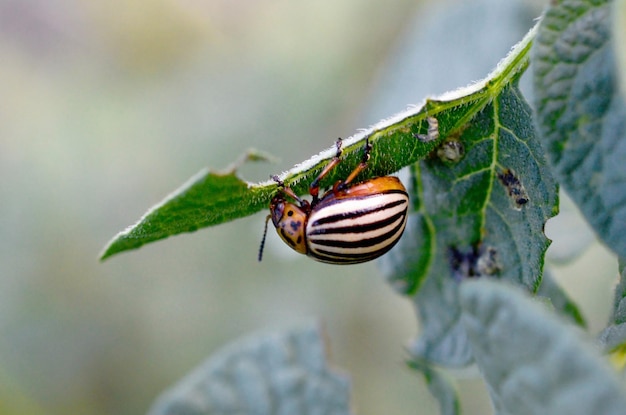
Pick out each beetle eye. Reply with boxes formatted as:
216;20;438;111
271;201;284;226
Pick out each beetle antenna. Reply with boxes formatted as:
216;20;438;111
258;214;272;262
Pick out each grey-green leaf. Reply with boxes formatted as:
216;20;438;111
371;4;560;370
599;260;626;353
533;0;626;258
147;323;352;415
460;278;626;415
391;79;558;366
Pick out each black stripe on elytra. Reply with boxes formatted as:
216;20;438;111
311;197;407;227
313;230;404;261
309;216;406;249
308;209;406;236
312;248;386;263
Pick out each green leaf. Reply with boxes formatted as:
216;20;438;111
460;279;626;415
147;322;352;415
533;0;626;258
408;82;557;366
101;25;538;261
100;150;277;260
382;29;558;364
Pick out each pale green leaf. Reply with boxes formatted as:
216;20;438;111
147;323;351;415
461;279;626;415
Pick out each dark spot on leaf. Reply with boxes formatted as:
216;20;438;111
449;245;500;280
497;168;529;209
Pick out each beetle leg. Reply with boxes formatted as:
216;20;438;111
341;137;372;187
271;175;310;210
309;138;343;203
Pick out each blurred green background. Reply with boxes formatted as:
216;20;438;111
0;0;620;414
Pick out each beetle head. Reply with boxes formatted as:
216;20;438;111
270;195;308;255
258;193;308;261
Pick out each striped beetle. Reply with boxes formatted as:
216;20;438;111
258;138;409;264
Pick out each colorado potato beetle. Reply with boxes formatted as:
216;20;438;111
258;138;409;264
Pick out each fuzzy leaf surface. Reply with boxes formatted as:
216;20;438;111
384;78;558;366
147;323;351;415
460;279;626;415
375;25;559;367
533;0;626;258
404;84;558;365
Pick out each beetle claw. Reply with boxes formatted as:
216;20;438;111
271;175;284;187
334;138;343;158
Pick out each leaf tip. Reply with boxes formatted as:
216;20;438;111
98;233;126;262
98;224;144;262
